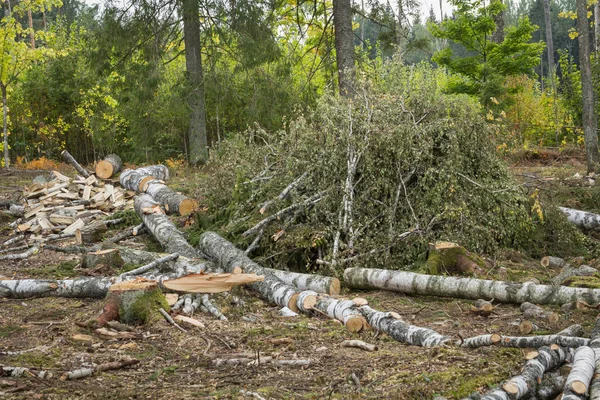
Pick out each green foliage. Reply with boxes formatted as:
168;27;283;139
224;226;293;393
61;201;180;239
195;61;570;273
429;0;544;107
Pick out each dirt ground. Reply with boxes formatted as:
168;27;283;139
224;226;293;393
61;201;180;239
1;158;599;399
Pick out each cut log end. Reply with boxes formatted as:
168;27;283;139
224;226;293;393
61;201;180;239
96;160;114;179
490;333;502;344
329;278;341;295
179;199;198;216
138;176;155;192
288;293;300;313
519;320;536;335
299;293;317;310
502;382;519;395
571;380;588;395
345;315;368;333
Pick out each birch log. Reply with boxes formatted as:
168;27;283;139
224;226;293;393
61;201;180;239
500;346;573;398
520;302;560;323
143;180;197;216
588;316;600;399
313;297;368;332
536;372;566;399
563;346;596;397
95;154;123;179
197;231;301;312
133;194;199;258
560;206;600;231
460;333;588;349
541;256;566;268
262;268;340;295
61;150;89;177
359;305;450;347
120;165;169;192
343;267;600;306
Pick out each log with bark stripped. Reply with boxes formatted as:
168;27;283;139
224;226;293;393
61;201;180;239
197;231;302;312
95;154;123;179
560;206;600;231
143;180;197;215
61;150;90;177
133;194;199;258
343;267;600;306
119;165;169;192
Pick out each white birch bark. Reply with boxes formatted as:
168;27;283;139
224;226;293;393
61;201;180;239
552;265;597;285
462;334;588;349
118;253;180;278
344;267;600;305
563;346;596;397
134;194;199;258
588;316;600;399
313;296;368;332
144;180;197;215
359;305;449;347
198;231;300;311
560;206;600;231
264;268;340;295
201;294;227;321
119;165;169;192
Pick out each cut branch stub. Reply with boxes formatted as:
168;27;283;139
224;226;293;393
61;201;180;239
95;154;123;179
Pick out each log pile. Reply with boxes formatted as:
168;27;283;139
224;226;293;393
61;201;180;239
7;170;133;237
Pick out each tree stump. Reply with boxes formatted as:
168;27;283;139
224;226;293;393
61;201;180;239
95;154;123;179
75;222;108;245
97;280;169;326
424;242;486;276
82;249;124;269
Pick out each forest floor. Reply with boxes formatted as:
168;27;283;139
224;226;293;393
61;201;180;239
1;150;599;399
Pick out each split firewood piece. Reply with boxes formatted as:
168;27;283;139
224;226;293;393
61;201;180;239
562;346;596;397
198;231;301;312
560;206;600;231
552;265;598;285
174;314;205;328
519;320;539;335
499;345;574;398
201;294;227;321
470;299;494;317
423;241;486;275
62;358;139;380
96;280;169;326
81;249;124;269
95;154;123;179
134;194;200;258
343;267;600;306
342;340;378;352
541;256;566;269
94;328;143;340
119;165;169;192
75;221;108;245
258;172;308;214
61;150;90;178
143;180;198;216
312;297;367;332
360;305;450;347
520;302;560;324
460;333;588;349
0;246;38;261
162;272;264;293
119;253;180;278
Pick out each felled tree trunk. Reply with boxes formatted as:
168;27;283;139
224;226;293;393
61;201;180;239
144;180;198;216
587;316;600;399
95;154;123;179
96;280;168;326
343;267;600;306
81;249;124;269
541;256;566;268
424;242;485;275
262;268;340;295
61;150;90;178
359;305;449;347
133;194;200;258
197;231;301;312
313;296;368;332
75;221;108;245
560;206;600;231
461;333;588;349
120;165;169;192
552;265;597;285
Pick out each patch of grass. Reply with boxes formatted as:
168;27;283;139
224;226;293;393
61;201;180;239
10;349;61;368
148;365;178;381
30;261;78;278
106;210;141;229
0;325;24;338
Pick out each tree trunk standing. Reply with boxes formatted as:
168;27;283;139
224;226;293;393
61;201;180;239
2;84;8;169
28;8;34;49
491;0;504;43
181;0;208;165
596;0;600;51
333;0;354;96
396;0;405;50
543;0;554;80
577;0;600;172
